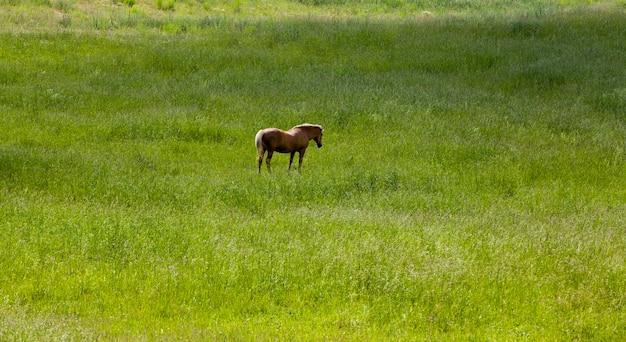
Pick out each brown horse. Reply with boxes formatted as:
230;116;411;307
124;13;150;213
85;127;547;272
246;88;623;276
255;124;323;173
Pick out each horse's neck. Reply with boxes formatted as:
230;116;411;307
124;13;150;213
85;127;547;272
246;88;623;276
301;127;316;139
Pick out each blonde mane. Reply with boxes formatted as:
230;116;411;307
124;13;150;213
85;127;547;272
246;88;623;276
293;123;323;131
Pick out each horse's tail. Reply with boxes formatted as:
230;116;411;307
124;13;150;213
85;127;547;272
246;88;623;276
255;130;265;157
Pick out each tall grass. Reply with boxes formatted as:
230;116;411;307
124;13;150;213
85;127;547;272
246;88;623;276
1;1;626;340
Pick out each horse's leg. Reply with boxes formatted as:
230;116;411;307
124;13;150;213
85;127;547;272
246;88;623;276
298;149;306;171
288;151;296;171
266;150;273;173
257;150;264;174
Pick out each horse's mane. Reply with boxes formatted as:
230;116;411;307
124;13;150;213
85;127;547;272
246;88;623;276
293;123;323;131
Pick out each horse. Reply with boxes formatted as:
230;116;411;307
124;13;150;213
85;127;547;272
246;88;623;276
255;124;323;173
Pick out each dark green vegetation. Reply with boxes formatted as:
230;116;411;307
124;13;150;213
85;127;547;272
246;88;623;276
1;1;625;339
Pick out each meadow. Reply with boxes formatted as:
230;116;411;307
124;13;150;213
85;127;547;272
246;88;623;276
1;0;626;340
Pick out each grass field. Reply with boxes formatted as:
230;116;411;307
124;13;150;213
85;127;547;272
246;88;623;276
1;0;626;340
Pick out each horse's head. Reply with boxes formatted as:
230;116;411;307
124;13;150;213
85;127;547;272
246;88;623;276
314;127;323;148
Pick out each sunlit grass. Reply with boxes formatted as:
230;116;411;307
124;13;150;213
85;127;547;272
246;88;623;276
1;0;626;339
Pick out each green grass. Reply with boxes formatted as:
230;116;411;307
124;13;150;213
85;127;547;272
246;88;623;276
1;0;626;340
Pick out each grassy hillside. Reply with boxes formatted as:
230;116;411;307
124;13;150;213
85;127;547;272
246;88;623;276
1;0;625;340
